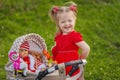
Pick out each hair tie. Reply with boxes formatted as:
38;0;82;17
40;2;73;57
69;5;77;11
53;7;59;13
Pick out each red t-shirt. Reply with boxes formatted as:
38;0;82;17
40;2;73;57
52;31;83;76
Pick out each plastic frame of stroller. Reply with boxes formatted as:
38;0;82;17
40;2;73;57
35;59;87;80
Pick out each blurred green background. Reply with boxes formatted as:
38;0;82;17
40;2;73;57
0;0;120;80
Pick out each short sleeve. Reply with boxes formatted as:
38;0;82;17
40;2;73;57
72;32;83;43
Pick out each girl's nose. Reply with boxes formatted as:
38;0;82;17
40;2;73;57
65;22;69;26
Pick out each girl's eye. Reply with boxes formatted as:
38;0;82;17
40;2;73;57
68;20;72;22
61;21;65;23
20;49;23;52
24;49;27;51
19;49;27;52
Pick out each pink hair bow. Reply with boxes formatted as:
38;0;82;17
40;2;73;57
69;5;77;11
53;7;59;13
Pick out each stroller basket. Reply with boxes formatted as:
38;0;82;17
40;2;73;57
5;33;86;80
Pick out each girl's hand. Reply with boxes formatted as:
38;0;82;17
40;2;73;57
48;61;57;67
52;61;57;65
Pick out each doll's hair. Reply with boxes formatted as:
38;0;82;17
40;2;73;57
49;1;77;35
29;50;43;62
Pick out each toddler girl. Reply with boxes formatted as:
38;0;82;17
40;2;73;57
49;1;90;80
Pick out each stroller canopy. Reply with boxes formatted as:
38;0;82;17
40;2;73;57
8;33;48;64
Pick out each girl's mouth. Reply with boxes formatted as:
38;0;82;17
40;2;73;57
64;25;71;29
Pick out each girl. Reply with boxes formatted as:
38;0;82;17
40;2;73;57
49;2;90;80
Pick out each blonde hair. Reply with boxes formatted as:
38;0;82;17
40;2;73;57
29;50;43;62
49;1;78;35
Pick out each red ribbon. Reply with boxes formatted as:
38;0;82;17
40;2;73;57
53;7;59;13
69;5;77;11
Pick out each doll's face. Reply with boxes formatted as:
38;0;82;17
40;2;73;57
58;11;76;35
19;49;28;58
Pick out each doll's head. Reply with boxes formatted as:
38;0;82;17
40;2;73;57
49;2;77;35
9;51;20;62
29;50;43;62
19;41;29;58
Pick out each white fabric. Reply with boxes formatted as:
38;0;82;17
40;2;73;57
19;59;28;76
28;54;47;74
28;54;46;71
35;64;46;74
28;54;36;70
37;63;46;70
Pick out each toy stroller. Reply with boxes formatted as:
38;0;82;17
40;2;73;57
5;33;87;80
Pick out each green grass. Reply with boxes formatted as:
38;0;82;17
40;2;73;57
0;0;120;80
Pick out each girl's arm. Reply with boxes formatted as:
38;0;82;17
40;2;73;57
51;42;58;60
75;41;90;59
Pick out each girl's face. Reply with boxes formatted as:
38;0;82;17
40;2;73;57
58;11;76;35
19;49;28;58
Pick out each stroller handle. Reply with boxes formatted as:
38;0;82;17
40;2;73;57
65;59;87;67
35;59;87;80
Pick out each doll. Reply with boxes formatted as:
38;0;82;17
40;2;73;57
9;51;28;76
29;50;46;74
19;41;46;74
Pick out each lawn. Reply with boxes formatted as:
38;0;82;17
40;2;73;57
0;0;120;80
